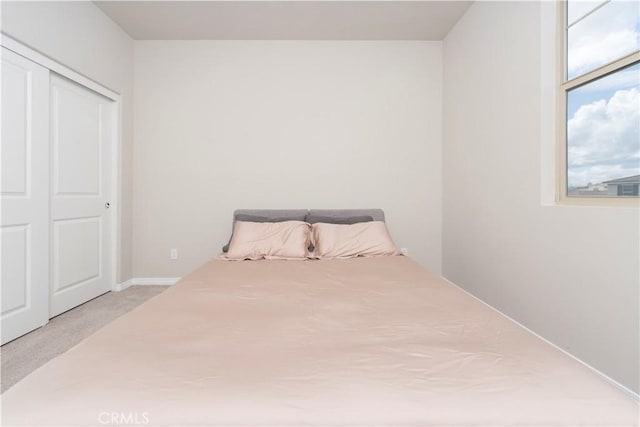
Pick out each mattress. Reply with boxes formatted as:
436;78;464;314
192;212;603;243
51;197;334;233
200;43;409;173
2;256;638;426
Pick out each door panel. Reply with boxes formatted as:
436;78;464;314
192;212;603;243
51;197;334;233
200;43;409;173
53;217;101;292
50;74;113;317
1;60;29;195
52;84;102;195
1;47;50;344
1;225;29;314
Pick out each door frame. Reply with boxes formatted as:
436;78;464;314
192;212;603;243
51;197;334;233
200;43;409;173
1;33;122;297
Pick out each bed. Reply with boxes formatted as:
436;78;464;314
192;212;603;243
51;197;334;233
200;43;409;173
2;210;638;426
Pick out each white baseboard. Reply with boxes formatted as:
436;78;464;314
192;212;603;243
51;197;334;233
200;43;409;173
113;277;181;292
112;279;133;292
132;277;182;286
441;276;640;402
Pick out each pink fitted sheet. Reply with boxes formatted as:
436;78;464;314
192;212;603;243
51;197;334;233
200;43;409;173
2;256;638;425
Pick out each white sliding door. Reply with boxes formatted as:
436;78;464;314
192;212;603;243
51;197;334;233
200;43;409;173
1;47;50;344
50;74;113;317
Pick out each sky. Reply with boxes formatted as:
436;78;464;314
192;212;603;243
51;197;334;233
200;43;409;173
566;0;640;188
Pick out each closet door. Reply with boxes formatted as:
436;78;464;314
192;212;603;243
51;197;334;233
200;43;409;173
50;74;113;317
1;47;50;344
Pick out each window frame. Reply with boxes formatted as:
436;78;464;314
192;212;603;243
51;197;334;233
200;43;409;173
556;0;640;206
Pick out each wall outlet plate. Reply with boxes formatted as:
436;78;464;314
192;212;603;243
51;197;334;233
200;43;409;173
400;247;409;256
170;248;178;260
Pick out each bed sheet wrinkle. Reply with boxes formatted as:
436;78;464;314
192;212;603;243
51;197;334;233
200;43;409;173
2;256;638;426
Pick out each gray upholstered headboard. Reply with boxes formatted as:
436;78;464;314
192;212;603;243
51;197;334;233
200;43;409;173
306;209;385;222
232;209;385;222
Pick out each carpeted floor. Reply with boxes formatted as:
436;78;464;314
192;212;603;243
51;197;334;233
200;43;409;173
0;286;168;393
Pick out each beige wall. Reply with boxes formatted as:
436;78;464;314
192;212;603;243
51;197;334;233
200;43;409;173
1;1;135;282
443;1;639;393
133;41;442;277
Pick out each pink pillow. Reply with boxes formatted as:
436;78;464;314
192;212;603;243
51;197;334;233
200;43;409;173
311;221;400;259
224;220;311;260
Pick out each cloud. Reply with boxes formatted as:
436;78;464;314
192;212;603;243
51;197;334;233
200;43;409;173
567;1;639;79
567;87;640;187
569;30;639;78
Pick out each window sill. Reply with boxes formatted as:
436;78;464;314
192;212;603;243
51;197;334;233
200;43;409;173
555;196;640;208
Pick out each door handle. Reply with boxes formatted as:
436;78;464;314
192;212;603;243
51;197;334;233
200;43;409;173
105;202;111;209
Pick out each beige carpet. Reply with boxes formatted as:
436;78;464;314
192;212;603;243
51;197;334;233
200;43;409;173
0;286;168;393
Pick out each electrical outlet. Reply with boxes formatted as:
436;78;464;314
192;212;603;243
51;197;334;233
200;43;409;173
170;248;178;260
400;247;409;256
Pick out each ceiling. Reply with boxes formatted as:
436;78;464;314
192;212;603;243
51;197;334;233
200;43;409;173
94;1;472;40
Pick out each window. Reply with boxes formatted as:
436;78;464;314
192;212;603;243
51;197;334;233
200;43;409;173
559;0;640;200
